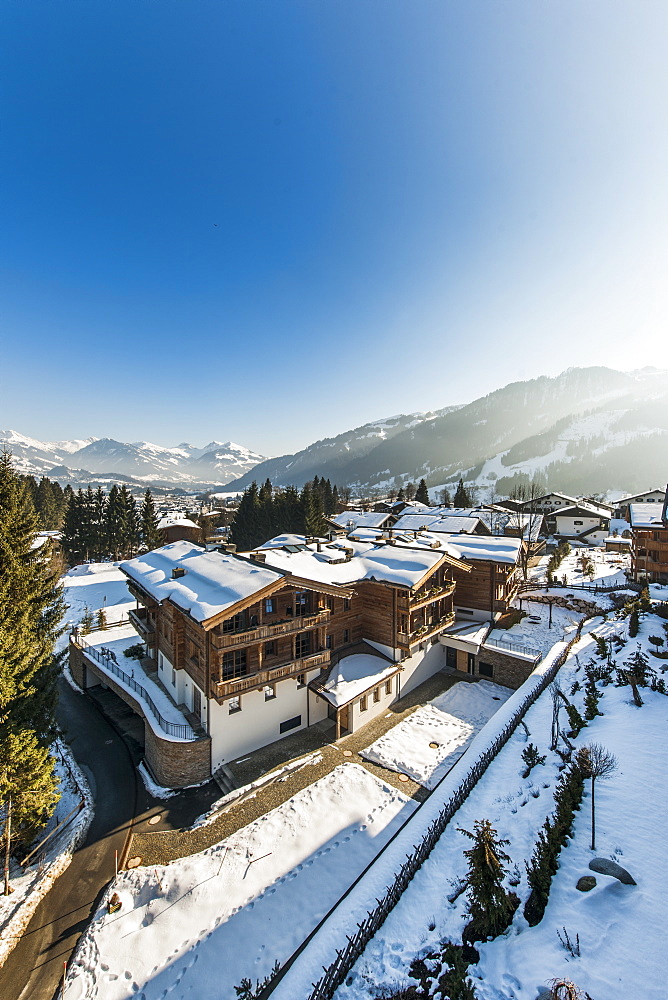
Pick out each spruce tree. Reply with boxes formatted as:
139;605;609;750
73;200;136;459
140;490;161;552
106;485;124;560
61;488;85;564
458;819;519;942
35;477;58;530
454;478;472;507
415;479;430;505
92;486;107;560
301;482;327;538
229;482;261;551
0;454;63;870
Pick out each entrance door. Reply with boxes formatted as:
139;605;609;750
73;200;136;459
339;705;349;734
193;686;202;720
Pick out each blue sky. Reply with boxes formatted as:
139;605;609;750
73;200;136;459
2;1;667;456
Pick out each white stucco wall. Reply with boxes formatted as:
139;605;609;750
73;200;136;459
348;674;397;731
554;514;607;539
207;669;323;770
398;639;446;697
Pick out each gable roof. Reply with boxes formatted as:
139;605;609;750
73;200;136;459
121;540;287;626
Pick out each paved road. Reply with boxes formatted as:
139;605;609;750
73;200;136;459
0;679;217;1000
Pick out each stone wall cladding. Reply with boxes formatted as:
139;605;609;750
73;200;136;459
525;593;606;616
68;640;211;788
475;648;537;689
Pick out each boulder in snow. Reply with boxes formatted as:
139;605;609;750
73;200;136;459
576;875;597;891
589;858;636;885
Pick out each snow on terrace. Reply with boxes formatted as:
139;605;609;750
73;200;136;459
65;763;417;1000
321;654;399;707
327;616;667;1000
527;548;630;589
59;562;134;650
79;625;194;740
121;540;285;623
360;679;513;789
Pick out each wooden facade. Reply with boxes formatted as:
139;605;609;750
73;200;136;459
449;559;519;617
631;525;668;583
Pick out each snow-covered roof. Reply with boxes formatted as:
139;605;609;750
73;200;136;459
328;511;391;530
392;513;485;535
319;653;399;707
551;504;610;520
158;516;200;530
398;531;523;566
617;489;665;504
257;533;316;549
438;619;492;653
121;541;286;624
254;537;456;589
629;503;668;529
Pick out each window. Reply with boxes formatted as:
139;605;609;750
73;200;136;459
222;649;247;680
264;640;276;656
296;673;306;688
385;678;392;695
264;685;276;701
343;629;350;643
326;634;333;650
478;661;494;678
188;640;200;665
265;598;275;614
343;598;351;611
295;632;311;659
171;668;176;687
373;687;380;703
228;696;241;714
280;715;301;734
359;695;367;711
223;612;246;634
295;591;308;614
326;596;334;611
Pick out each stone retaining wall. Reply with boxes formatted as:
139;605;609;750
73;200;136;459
68;641;211;787
524;593;606;616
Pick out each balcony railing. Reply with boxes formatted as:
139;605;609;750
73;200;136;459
213;650;331;699
73;635;196;740
129;607;155;639
397;612;456;648
398;582;456;612
210;610;331;650
484;636;542;661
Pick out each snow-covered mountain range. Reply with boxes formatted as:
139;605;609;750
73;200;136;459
227;366;668;496
5;367;668;496
1;430;265;489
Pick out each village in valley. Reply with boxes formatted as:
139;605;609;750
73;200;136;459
2;461;667;1000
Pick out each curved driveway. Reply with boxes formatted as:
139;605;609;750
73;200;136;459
0;678;216;1000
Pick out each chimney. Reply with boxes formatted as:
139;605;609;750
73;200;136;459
316;541;322;552
172;566;186;579
662;484;668;526
250;550;267;563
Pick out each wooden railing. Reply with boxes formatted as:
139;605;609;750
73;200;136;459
129;607;155;638
210;610;331;650
397;611;456;648
399;582;456;612
213;650;331;699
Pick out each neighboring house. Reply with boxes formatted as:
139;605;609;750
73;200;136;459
391;512;491;535
615;489;667;520
327;511;391;532
630;492;668;584
519;492;579;514
158;516;203;545
547;504;611;545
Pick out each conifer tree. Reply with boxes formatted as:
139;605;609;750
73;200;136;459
331;484;340;513
91;486;107;560
229;482;261;551
396;487;405;501
79;606;95;635
458;819;519;942
404;482;416;501
96;607;108;631
301;482;327;537
454;478;472;507
35;477;58;530
0;453;63;874
140;490;161;552
120;487;140;557
61;486;83;563
415;479;430;505
106;485;124;560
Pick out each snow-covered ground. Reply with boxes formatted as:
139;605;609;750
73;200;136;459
360;680;513;789
65;764;417;1000
59;562;133;649
0;740;93;967
332;615;668;1000
492;599;582;656
529;548;630;588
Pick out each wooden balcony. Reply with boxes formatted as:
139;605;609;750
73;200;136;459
397;612;456;651
210;610;331;650
213;650;331;700
129;607;155;641
398;581;456;612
